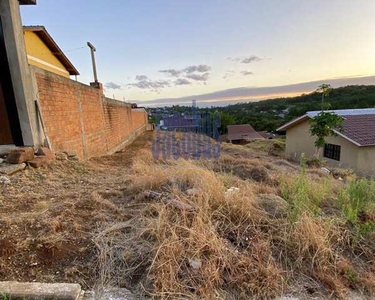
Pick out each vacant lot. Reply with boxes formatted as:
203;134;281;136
0;132;374;299
0;133;152;289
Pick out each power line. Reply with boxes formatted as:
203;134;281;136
28;45;86;56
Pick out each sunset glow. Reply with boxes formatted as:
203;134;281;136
21;0;375;106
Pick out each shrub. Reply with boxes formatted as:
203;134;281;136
281;170;333;222
338;178;375;241
338;178;375;224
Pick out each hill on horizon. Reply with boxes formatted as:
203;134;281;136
149;85;375;133
218;84;375;132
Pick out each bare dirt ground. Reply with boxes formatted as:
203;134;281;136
0;132;153;289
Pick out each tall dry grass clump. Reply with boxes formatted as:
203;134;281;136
95;150;285;299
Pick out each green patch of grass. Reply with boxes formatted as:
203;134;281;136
336;178;375;239
338;178;375;224
345;269;360;285
281;155;334;222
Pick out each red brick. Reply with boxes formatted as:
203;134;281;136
27;156;52;168
7;147;35;164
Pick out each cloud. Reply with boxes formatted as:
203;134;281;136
135;75;149;81
184;64;211;73
134;75;375;107
159;65;211;78
128;78;170;91
227;56;240;62
158;65;212;84
105;82;122;90
174;78;191;85
228;55;264;64
138;64;212;89
159;69;182;77
241;71;254;76
186;72;210;81
241;55;263;63
223;70;235;79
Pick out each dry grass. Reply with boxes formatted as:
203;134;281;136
1;132;374;299
95;153;285;298
93;133;375;299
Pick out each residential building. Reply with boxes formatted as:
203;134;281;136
277;108;375;175
227;124;264;144
23;26;79;78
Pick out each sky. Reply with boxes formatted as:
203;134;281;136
21;0;375;107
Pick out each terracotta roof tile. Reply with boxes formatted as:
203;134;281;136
340;114;375;146
227;124;263;141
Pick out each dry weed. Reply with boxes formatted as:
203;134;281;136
91;133;375;299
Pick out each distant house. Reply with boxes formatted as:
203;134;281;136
258;131;281;139
277;108;375;175
23;26;79;78
227;124;264;144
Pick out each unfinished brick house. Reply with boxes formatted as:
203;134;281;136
0;0;148;159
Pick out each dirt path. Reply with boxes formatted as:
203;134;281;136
0;132;154;289
91;131;153;168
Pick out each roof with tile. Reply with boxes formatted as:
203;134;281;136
277;108;375;146
227;124;264;141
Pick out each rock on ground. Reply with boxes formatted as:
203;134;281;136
0;163;26;175
36;147;55;159
256;194;288;218
0;176;11;185
64;150;77;158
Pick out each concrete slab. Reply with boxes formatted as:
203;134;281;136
0;145;16;157
0;163;26;175
0;281;82;299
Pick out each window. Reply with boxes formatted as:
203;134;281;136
324;144;341;161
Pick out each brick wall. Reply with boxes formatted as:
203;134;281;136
34;67;147;159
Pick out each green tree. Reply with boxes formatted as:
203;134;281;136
309;84;344;155
218;112;235;134
309;111;344;154
317;83;332;109
148;115;157;124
